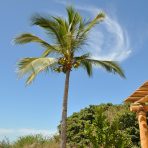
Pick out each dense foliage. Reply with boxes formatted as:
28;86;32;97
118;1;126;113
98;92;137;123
61;103;141;148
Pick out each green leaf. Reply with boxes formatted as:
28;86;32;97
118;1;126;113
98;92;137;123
26;73;36;85
31;15;65;49
14;33;49;47
86;59;125;78
80;60;93;77
83;12;105;34
17;57;57;85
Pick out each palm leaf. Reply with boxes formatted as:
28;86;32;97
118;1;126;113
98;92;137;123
66;6;82;33
26;72;36;85
74;53;90;60
14;33;49;47
31;15;65;48
17;57;58;84
72;12;105;51
41;46;61;57
83;12;105;34
85;59;125;78
74;53;92;76
14;33;61;55
80;60;93;76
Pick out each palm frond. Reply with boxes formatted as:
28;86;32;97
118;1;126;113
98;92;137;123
17;57;58;84
80;60;93;76
72;12;105;50
14;33;49;47
73;12;105;50
83;12;105;34
26;72;36;85
66;6;82;33
74;53;90;60
52;16;68;32
66;6;89;50
67;6;75;25
74;53;92;76
85;59;125;78
14;33;61;55
41;48;53;57
31;15;57;30
72;12;105;51
52;16;72;52
31;15;65;48
41;45;61;57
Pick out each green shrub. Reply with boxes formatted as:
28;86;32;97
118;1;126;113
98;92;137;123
60;103;142;147
12;134;59;148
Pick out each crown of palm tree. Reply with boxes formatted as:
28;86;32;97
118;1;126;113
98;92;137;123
15;6;125;85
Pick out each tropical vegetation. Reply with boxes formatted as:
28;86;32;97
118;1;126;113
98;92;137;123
63;103;140;147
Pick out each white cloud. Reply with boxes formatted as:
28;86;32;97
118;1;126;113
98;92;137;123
89;15;131;62
0;129;14;135
0;128;57;141
54;0;132;62
18;128;55;136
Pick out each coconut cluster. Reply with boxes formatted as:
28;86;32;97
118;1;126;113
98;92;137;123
54;57;81;73
73;61;80;68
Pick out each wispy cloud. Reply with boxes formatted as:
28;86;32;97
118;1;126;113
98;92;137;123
75;5;131;62
89;15;131;62
54;0;132;62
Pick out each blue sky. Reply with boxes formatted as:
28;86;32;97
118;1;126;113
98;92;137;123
0;0;148;141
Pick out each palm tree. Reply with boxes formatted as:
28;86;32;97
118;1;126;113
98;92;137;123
14;6;125;148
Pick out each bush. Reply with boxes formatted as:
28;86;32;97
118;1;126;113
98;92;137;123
60;103;142;147
12;134;59;148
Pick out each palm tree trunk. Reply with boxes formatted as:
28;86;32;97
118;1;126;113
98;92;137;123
60;70;70;148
